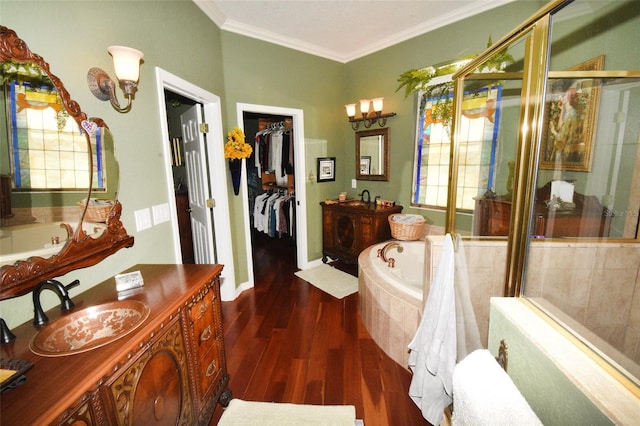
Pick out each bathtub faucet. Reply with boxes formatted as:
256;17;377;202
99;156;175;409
377;241;403;267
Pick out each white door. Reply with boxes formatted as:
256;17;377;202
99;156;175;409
181;105;215;264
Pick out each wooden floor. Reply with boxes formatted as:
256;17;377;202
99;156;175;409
210;232;429;425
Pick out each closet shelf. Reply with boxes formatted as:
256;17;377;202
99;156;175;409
262;182;294;193
261;171;294;193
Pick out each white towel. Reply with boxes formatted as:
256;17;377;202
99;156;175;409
452;350;542;426
408;233;456;425
452;234;482;360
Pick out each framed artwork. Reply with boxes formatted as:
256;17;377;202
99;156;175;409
317;157;336;182
540;55;604;171
360;156;371;175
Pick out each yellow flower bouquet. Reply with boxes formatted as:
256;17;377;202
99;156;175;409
224;127;252;160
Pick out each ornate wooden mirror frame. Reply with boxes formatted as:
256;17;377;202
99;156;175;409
0;26;133;300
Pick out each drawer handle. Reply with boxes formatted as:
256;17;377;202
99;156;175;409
200;325;212;342
205;360;217;377
199;301;209;314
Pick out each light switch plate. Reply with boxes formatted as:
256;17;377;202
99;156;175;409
152;203;171;225
134;208;152;231
352;179;357;188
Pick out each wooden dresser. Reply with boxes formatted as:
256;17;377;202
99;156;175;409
0;264;230;425
320;200;402;264
473;183;611;238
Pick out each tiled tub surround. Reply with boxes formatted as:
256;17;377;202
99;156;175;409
0;220;107;267
2;205;80;226
423;236;508;348
0;222;72;266
359;234;640;381
358;236;508;367
358;241;424;367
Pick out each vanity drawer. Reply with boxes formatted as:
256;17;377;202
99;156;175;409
188;286;218;353
196;337;223;397
183;277;228;408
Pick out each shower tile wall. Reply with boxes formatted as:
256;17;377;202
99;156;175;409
425;236;508;347
426;237;640;367
526;242;640;366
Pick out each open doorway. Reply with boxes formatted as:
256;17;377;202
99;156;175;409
155;68;236;300
243;112;296;276
236;103;310;291
164;91;198;264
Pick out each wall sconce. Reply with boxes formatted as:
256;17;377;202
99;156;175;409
345;97;396;130
87;46;144;113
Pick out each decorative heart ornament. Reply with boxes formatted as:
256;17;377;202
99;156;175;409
81;119;98;136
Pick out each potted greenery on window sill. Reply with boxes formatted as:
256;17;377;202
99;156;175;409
396;37;514;128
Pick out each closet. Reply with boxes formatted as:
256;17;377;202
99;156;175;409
243;113;296;246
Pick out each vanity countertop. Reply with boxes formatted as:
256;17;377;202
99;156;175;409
0;263;224;425
320;199;400;211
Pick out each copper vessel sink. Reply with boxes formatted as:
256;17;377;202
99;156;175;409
343;200;368;207
30;300;150;357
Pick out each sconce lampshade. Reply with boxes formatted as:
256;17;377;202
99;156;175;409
371;97;384;113
359;99;370;115
345;103;357;118
108;46;143;82
88;45;144;113
345;96;395;130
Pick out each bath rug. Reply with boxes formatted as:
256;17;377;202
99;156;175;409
218;398;357;425
294;264;358;299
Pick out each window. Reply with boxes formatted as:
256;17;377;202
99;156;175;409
3;64;104;192
412;86;501;210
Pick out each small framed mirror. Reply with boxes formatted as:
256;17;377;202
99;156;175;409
356;127;389;181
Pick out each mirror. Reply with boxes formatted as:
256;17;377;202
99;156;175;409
0;26;133;300
356;127;389;181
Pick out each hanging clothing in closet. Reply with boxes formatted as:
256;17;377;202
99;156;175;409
254;122;294;187
253;190;295;239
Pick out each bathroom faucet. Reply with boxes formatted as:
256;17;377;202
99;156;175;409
359;190;371;204
32;279;80;326
0;318;15;343
377;241;403;267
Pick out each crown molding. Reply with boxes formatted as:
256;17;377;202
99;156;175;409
194;0;517;64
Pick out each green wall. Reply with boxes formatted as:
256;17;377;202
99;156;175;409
1;0;226;327
1;0;544;327
219;32;346;277
344;0;547;227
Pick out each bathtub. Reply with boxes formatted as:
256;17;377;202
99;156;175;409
358;240;426;367
0;222;106;267
370;240;424;300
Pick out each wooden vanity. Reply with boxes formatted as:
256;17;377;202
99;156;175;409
0;264;230;425
320;200;402;264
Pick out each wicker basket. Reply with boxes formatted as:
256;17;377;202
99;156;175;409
388;214;425;241
77;199;114;223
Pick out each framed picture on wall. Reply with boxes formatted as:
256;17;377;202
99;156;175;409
317;157;336;182
540;55;604;172
360;156;371;175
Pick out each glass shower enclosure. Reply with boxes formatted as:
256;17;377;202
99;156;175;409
447;0;640;388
